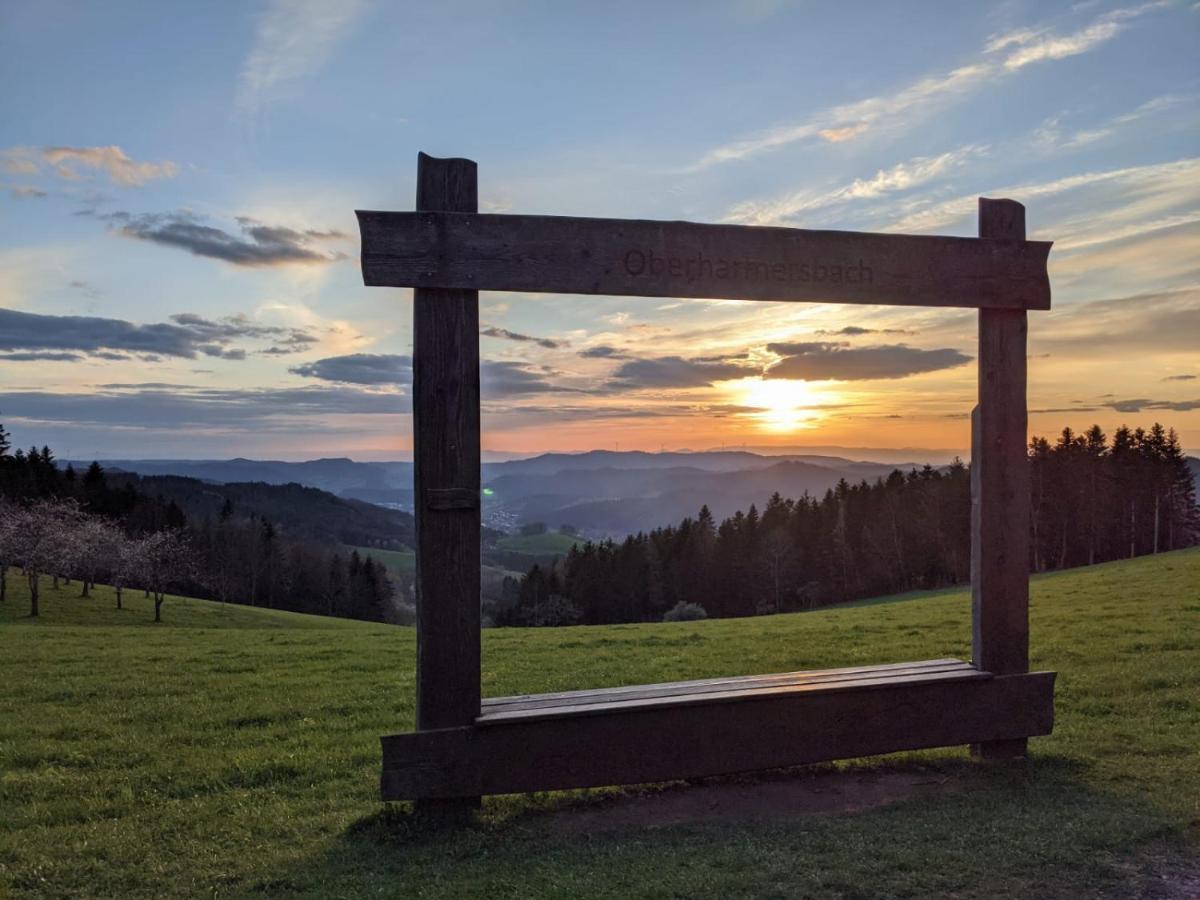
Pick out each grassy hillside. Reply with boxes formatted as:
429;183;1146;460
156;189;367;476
1;551;1197;897
351;544;416;576
495;530;580;555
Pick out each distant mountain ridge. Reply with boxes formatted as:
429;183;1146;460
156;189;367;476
74;450;1200;540
77;450;928;538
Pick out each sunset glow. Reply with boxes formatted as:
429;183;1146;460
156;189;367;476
0;2;1196;459
734;378;826;433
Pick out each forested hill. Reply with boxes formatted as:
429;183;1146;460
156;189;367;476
499;423;1199;627
105;473;413;549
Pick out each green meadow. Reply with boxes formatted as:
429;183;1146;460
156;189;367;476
1;550;1197;897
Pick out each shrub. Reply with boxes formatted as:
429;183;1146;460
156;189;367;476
663;601;707;622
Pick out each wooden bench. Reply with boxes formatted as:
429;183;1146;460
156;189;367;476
380;659;1055;800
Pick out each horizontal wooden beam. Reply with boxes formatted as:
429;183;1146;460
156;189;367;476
358;210;1052;310
380;671;1056;800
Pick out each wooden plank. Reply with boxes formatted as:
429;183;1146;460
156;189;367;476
357;210;1052;310
483;657;967;709
480;659;977;715
411;153;482;814
972;197;1033;761
381;672;1056;800
478;667;990;725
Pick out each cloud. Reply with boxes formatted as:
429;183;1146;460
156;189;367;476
579;345;631;359
481;325;560;349
9;186;47;199
815;326;914;336
1163;374;1196;381
684;3;1165;172
1103;397;1200;413
727;146;983;225
881;157;1200;239
237;0;371;119
997;2;1166;70
107;211;347;266
482;360;583;396
42;146;178;186
606;355;759;390
3;145;178;186
290;353;411;385
0;308;317;361
0;351;85;362
683;64;988;170
764;342;971;381
1034;287;1200;357
1031;93;1192;155
288;352;584;398
0;384;408;432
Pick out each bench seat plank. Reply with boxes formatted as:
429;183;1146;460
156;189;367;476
478;659;983;723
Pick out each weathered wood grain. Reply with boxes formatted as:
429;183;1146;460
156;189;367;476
972;197;1033;761
357;210;1052;310
479;658;978;716
381;671;1057;800
411;153;482;813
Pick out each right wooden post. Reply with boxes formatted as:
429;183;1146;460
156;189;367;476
971;197;1031;760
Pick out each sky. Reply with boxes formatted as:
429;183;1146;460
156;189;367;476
0;0;1197;461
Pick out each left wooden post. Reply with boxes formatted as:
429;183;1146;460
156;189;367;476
411;152;481;816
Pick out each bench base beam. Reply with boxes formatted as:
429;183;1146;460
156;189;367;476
380;670;1055;800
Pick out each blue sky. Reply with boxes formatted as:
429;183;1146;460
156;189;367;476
1;0;1197;460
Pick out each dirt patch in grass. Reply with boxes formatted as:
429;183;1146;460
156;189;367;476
548;765;958;833
1107;845;1200;899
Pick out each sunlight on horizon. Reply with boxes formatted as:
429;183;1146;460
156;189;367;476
731;377;829;433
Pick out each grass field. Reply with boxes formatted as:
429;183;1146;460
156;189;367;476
350;545;416;576
1;550;1197;897
495;530;580;555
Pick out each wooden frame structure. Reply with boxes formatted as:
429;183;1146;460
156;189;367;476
357;153;1057;809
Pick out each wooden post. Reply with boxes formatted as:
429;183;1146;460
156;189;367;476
971;197;1031;760
411;152;482;813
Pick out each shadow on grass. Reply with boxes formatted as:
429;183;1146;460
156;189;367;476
253;753;1196;896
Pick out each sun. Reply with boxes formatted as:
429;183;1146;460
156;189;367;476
734;377;826;432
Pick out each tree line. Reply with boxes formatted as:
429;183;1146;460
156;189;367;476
496;424;1198;627
0;424;397;623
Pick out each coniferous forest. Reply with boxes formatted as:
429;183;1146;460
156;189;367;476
496;424;1198;626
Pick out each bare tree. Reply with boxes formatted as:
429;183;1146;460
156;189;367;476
69;516;122;598
136;530;193;622
111;530;143;610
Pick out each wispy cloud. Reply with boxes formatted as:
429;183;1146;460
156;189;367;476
682;64;988;171
995;2;1167;70
682;2;1168;172
237;0;371;119
1;145;178;186
727;146;983;226
879;157;1200;236
481;325;561;349
1032;92;1195;153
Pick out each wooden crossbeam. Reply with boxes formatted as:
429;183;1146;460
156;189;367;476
357;210;1052;310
